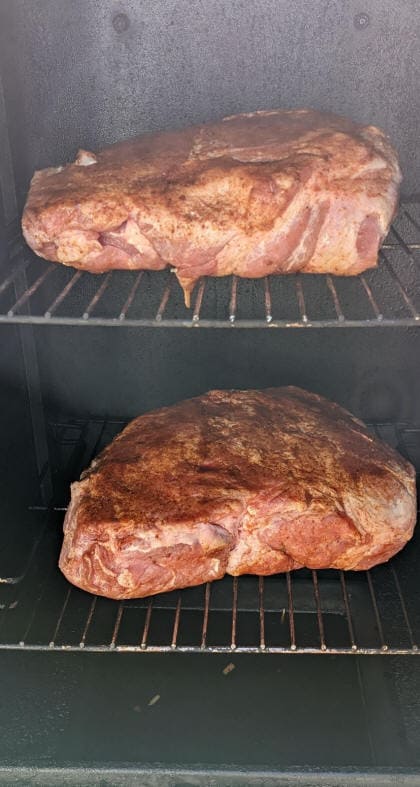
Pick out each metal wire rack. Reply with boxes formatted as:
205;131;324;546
1;202;420;327
0;417;419;653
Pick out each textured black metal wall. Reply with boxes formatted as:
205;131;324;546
35;325;420;424
1;0;419;420
1;4;420;783
0;0;419;199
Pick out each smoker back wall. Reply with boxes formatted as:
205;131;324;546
0;0;420;203
2;3;420;782
0;0;418;523
35;326;420;424
0;0;419;524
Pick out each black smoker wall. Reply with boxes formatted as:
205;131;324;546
34;326;420;424
0;0;419;463
0;0;419;200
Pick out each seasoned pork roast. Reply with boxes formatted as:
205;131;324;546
22;109;401;305
59;388;416;599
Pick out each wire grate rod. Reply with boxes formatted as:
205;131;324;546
192;279;206;323
155;277;173;321
83;272;113;319
359;275;383;320
49;588;72;647
8;266;55;316
110;603;124;649
80;597;97;648
340;571;357;651
326;275;345;321
389;225;414;260
295;275;308;323
312;570;326;651
45;271;82;318
229;276;238;324
231;577;238;649
286;572;297;651
141;599;153;649
119;271;143;320
264;277;273;323
171;595;182;649
201;583;211;649
380;251;420;319
390;565;417;651
366;571;388;651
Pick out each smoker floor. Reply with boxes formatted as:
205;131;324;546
0;418;419;654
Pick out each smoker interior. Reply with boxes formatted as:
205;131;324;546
2;203;420;328
2;408;420;656
2;1;420;784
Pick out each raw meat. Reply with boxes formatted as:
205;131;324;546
59;388;416;599
22;109;401;305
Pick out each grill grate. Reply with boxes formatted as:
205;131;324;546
1;202;420;327
0;418;419;653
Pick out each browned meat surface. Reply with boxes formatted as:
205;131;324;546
22;109;401;305
59;388;416;599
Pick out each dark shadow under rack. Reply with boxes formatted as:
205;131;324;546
0;417;419;654
1;202;420;327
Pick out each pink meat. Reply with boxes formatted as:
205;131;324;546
59;388;416;600
22;109;401;305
